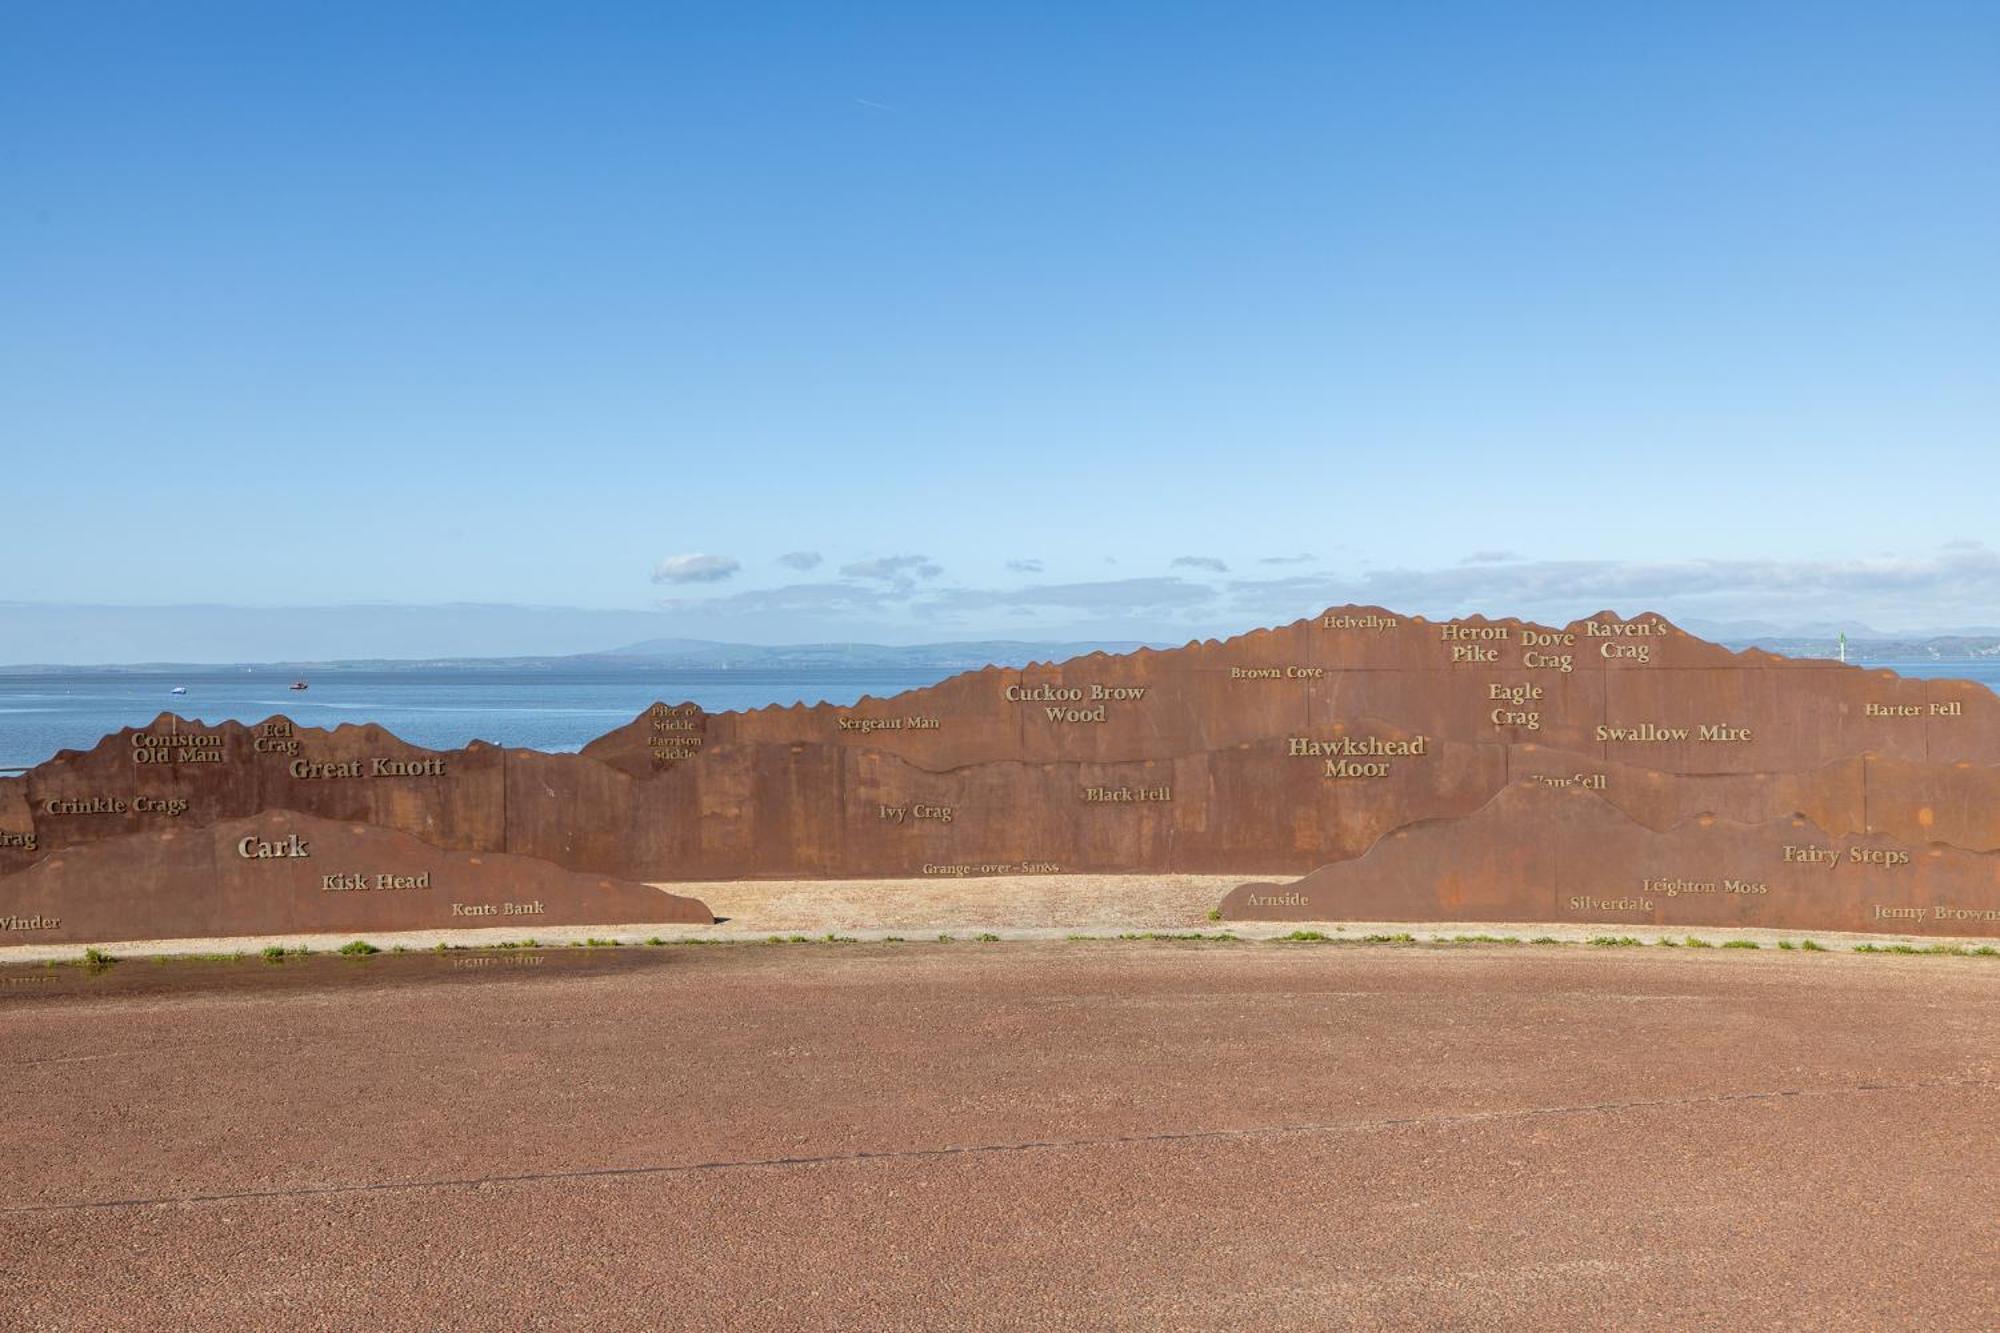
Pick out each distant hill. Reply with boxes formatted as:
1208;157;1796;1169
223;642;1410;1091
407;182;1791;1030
0;638;1159;674
11;613;2000;673
579;638;1157;670
1687;617;2000;640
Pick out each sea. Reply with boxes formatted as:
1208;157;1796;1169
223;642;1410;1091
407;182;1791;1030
0;667;958;771
2;659;1997;773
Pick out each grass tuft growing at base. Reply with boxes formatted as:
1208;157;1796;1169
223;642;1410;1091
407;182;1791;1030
80;947;116;972
1277;930;1330;942
1722;940;1760;949
1855;941;1991;957
337;940;379;956
1588;935;1644;947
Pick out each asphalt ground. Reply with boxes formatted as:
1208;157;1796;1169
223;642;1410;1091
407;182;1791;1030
2;941;1995;1331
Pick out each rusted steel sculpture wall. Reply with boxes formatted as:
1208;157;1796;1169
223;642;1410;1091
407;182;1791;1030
4;607;1997;942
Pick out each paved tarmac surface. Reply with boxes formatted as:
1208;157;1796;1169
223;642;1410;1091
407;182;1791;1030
2;942;1995;1331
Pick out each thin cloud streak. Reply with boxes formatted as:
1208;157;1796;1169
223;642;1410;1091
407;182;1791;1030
842;555;943;582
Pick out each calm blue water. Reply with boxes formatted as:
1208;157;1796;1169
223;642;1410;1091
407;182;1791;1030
0;668;958;770
2;659;1995;772
1842;661;2000;684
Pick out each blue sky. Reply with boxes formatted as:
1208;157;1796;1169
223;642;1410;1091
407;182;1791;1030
6;3;1997;651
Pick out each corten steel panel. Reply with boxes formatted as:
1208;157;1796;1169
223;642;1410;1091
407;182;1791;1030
0;810;711;945
1218;782;2000;938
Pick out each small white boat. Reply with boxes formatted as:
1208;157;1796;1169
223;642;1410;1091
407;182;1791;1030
170;686;187;695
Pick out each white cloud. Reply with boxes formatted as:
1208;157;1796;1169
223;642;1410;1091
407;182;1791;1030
778;551;823;572
1172;556;1229;574
651;554;741;584
1006;559;1044;574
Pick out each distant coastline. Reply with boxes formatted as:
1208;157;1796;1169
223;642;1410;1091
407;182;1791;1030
1726;636;2000;663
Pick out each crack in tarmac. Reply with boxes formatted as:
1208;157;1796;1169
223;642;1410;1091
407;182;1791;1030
6;1077;1982;1217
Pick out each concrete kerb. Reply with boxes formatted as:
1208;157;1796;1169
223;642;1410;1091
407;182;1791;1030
5;918;1997;966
